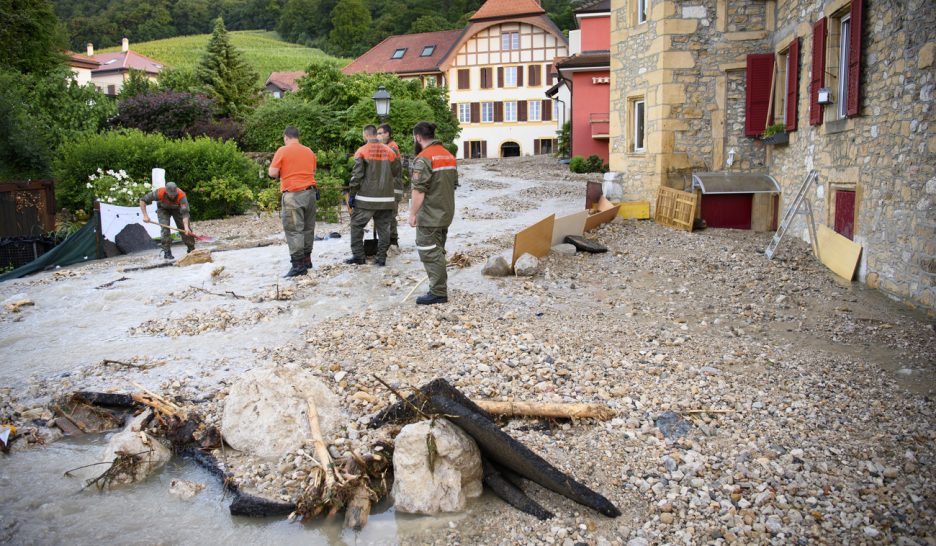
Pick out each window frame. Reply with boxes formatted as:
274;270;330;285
505;101;517;122
836;13;851;120
528;100;541;121
481;102;494;123
504;66;518;87
458;103;471;123
630;98;646;152
501;31;519;51
391;48;407;59
420;45;436;57
637;0;648;24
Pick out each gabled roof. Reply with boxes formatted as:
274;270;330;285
575;0;611;14
265;71;305;92
342;29;463;76
66;51;100;70
469;0;546;21
90;50;163;75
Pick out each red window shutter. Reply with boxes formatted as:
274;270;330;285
480;68;487;89
497;67;504;88
451;103;457;120
846;0;863;117
745;53;775;136
786;38;799;131
481;141;487;158
542;99;552;121
470;102;480;123
534;140;541;154
517;66;524;87
810;17;826;126
518;100;528;122
494;101;504;122
458;69;469;89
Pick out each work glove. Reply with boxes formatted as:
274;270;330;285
348;195;355;208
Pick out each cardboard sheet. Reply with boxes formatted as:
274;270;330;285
816;224;862;281
551;210;588;246
512;214;556;267
584;205;620;232
617;201;651;220
596;196;615;212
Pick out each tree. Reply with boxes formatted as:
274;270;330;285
408;15;451;34
157;66;202;93
114;90;215;138
328;0;370;56
195;17;260;119
0;0;68;75
118;69;154;99
171;0;216;35
276;0;320;44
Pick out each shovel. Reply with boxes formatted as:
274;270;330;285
144;219;215;242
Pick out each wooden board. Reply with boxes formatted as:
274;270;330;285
551;210;588;246
816;224;861;281
596;195;615;212
654;187;697;232
584;205;620;232
512;214;556;267
617;201;651;220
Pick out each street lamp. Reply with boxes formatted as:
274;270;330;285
372;85;391;123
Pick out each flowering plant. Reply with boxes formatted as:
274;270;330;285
85;168;151;206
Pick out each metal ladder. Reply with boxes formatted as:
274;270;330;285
764;170;819;259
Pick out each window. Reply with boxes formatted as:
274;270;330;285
837;14;851;119
528;100;541;121
745;53;775;136
457;69;470;90
481;102;494;122
464;140;487;158
637;0;648;24
777;38;799;131
458;103;471;123
535;138;556;155
630;98;645;152
391;48;406;59
505;101;517;122
504;66;517;87
420;45;435;57
501;31;519;50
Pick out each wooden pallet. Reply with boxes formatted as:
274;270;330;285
654;187;698;232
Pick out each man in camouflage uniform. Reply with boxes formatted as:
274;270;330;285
345;125;401;266
408;121;457;305
377;123;404;247
139;181;194;260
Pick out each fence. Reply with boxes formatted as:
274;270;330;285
0;180;57;269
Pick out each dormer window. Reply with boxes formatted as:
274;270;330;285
391;48;406;59
104;59;117;65
420;45;435;57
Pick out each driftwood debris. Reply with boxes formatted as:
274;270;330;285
473;400;615;421
120;262;175;272
371;378;621;519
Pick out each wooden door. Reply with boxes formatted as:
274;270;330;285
834;190;856;240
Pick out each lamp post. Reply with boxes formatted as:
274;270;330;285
372;85;391;123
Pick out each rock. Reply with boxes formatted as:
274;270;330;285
883;467;899;479
863;526;881;538
655;411;692;440
221;365;343;460
100;430;171;487
514;253;540;277
127;409;153;432
176;249;212;267
551;243;577;256
482;255;511;277
766;515;783;534
627;539;650;546
114;223;156;254
659;512;674;524
391;418;483;515
169;479;205;500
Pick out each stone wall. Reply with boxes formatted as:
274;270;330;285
769;0;936;312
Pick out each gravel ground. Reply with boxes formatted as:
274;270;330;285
3;155;934;545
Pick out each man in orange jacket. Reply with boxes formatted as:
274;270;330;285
269;126;318;277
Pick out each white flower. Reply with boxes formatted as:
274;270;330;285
97;168;103;174
86;182;93;189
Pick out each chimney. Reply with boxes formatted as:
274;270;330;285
87;43;94;56
121;38;129;52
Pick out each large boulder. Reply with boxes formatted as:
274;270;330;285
513;253;540;277
114;223;156;254
100;429;171;488
392;418;483;515
482;255;511;277
222;365;343;460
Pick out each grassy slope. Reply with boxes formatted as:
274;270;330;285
101;31;349;83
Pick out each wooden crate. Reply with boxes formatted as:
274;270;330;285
654;187;697;232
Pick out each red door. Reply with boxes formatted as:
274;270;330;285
834;190;856;240
700;194;753;229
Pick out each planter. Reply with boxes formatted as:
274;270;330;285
762;131;789;145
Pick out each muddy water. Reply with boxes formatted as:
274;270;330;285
0;436;471;545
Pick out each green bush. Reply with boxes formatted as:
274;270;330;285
55;130;261;220
241;94;339;152
585;155;604;173
568;154;606;174
569;155;586;173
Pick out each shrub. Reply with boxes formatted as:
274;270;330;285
315;174;344;223
85;168;151;206
185;117;243;142
569;154;606;174
55;130;261;220
114;91;215;139
240;94;338;152
569;155;586;173
585;155;604;173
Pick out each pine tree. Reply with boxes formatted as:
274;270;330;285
196;17;260;119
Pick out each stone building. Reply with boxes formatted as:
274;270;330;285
608;0;936;313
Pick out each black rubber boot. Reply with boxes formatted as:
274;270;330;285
344;256;365;265
416;293;448;305
303;253;312;268
374;257;386;266
163;249;174;260
283;261;308;278
186;246;195;254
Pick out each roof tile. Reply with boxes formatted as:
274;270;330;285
91;50;163;74
266;71;305;92
470;0;546;21
342;29;462;75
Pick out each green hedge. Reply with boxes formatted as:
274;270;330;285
54;130;262;220
241;95;341;153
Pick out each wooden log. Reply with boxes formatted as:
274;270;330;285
306;398;336;491
73;392;138;408
482;458;553;520
473;400;616;421
343;458;372;530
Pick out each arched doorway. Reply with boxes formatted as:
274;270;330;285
500;142;520;157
